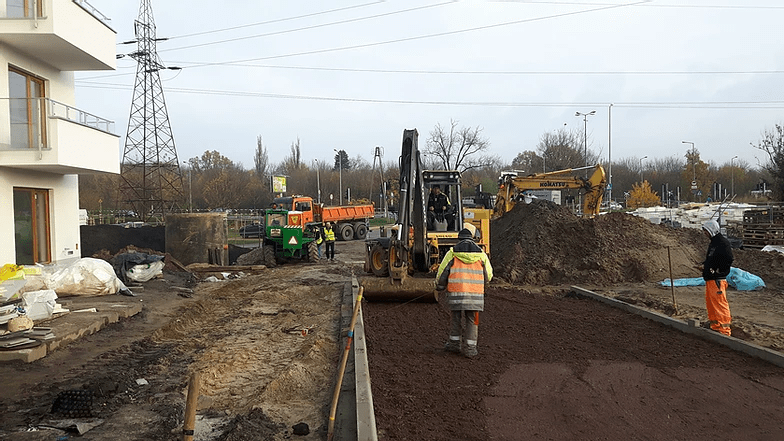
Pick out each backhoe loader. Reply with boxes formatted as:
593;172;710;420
494;165;607;218
361;129;491;301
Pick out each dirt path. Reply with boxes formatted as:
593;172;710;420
364;287;784;441
0;250;359;440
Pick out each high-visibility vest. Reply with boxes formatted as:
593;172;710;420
446;258;485;310
324;228;335;242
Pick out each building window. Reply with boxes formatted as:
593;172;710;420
8;67;46;149
13;188;51;264
6;0;43;18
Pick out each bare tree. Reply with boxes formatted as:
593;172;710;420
279;137;303;174
510;151;541;173
254;135;269;182
192;150;250;209
752;123;784;200
425;119;492;171
536;127;596;172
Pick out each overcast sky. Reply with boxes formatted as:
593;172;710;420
75;0;784;172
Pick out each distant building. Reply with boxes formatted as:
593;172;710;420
1;0;118;265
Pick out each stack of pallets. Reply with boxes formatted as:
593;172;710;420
743;207;784;249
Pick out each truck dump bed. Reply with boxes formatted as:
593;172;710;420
316;204;374;223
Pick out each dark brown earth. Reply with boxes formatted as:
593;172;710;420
491;200;784;290
364;287;784;441
366;202;784;440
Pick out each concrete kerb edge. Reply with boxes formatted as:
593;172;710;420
352;276;378;441
569;285;784;369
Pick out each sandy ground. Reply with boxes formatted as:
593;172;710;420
0;249;357;440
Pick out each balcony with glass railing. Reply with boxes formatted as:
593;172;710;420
0;97;120;174
0;0;116;71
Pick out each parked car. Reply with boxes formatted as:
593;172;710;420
239;223;263;238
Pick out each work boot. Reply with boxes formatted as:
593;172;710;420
444;340;460;353
462;345;478;358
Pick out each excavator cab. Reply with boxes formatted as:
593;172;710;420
424;170;463;233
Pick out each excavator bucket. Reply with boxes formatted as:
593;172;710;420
359;276;437;302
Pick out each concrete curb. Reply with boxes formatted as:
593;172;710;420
570;285;784;368
353;277;378;441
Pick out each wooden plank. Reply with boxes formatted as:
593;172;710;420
188;265;266;272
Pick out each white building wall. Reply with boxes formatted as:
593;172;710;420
0;1;116;266
0;168;81;266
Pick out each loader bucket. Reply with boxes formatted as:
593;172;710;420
359;276;437;302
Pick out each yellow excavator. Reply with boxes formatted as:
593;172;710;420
361;129;492;301
494;165;607;217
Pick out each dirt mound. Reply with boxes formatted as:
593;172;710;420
490;200;707;286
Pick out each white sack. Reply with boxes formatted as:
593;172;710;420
22;289;58;320
127;260;165;283
45;258;123;296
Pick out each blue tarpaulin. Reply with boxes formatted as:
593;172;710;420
661;267;766;291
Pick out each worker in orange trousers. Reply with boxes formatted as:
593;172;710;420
701;220;733;336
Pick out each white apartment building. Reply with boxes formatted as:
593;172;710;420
0;0;118;266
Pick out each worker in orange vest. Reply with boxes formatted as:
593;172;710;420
436;228;493;358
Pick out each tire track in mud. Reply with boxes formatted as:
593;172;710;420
151;266;345;434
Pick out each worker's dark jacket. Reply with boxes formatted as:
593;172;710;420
428;192;450;214
703;233;733;281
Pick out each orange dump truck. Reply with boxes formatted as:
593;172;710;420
272;195;374;241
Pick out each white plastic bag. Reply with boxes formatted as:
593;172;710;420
45;258;123;296
126;260;165;283
22;289;58;320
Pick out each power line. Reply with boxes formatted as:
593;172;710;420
167;63;784;76
76;64;784;82
168;1;383;40
73;82;784;109
157;1;651;69
159;2;455;53
79;0;645;81
494;1;784;9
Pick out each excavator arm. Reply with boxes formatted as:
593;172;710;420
494;165;607;217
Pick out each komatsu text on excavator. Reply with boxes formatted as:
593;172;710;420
361;129;492;301
494;165;607;218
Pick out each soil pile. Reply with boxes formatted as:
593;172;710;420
491;200;708;286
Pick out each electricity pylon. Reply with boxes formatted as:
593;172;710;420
118;0;183;222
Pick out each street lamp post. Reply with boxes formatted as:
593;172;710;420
575;110;596;177
640;156;647;183
682;141;697;200
334;148;342;205
608;103;613;205
731;155;738;196
183;160;192;213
